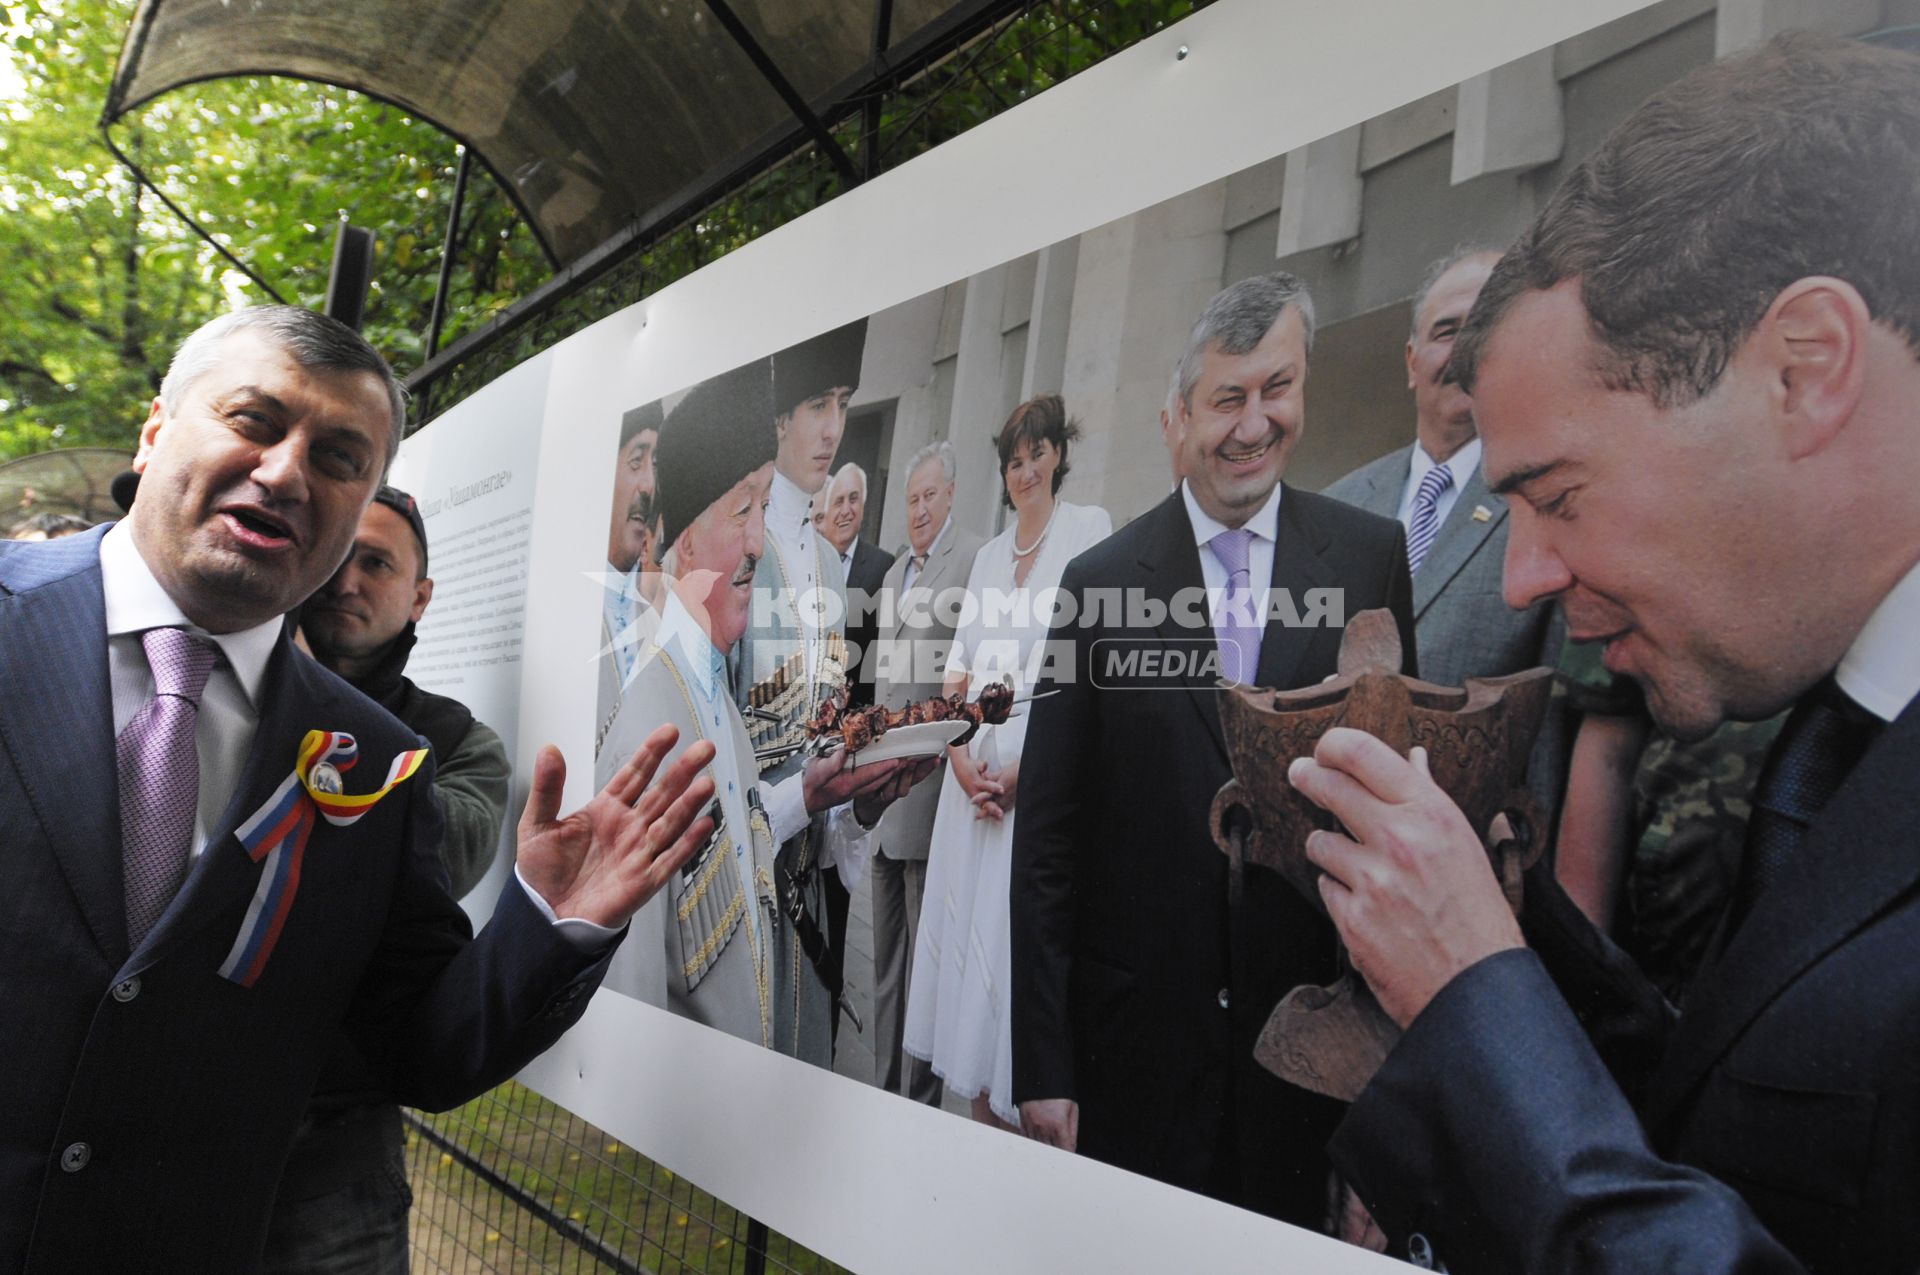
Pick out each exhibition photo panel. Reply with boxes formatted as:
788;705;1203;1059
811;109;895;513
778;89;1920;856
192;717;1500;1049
383;0;1914;1270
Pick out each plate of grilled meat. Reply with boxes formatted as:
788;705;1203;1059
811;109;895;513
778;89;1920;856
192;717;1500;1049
806;680;1016;767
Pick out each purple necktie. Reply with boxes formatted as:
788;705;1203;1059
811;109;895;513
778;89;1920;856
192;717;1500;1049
120;627;219;946
1209;528;1262;685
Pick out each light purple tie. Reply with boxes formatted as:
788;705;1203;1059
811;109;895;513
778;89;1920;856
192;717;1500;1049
1406;463;1455;575
1209;528;1262;685
120;627;218;946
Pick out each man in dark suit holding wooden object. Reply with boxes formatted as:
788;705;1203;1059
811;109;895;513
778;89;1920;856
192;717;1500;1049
0;306;714;1272
1290;35;1920;1273
1011;272;1417;1227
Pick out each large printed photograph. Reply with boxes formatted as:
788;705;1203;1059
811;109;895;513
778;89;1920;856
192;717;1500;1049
581;5;1920;1264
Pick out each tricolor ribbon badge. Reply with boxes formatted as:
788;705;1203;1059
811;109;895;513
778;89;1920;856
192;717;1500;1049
218;730;428;987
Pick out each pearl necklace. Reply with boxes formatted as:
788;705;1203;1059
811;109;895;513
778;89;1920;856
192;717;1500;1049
1012;502;1059;558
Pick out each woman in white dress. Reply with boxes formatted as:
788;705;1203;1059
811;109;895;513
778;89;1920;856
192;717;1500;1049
903;394;1112;1128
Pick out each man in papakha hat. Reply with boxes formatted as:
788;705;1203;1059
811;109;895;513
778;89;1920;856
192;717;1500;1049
595;358;926;1046
731;320;898;1064
599;401;665;729
272;484;513;1268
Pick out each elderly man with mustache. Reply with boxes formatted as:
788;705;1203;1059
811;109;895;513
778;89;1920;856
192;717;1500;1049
594;359;926;1049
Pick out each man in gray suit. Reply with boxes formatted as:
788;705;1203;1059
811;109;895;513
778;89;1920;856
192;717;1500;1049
869;441;983;1103
1324;248;1567;821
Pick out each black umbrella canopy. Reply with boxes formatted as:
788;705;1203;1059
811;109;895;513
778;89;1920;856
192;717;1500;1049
0;448;137;527
105;0;966;267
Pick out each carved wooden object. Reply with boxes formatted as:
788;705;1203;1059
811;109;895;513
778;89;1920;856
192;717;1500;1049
1208;608;1553;1101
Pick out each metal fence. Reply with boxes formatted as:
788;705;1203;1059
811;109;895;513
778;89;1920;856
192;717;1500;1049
405;1083;845;1274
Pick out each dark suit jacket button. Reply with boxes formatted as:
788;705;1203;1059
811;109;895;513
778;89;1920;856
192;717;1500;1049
110;977;141;1003
1216;987;1230;1009
60;1142;90;1173
1407;1232;1434;1269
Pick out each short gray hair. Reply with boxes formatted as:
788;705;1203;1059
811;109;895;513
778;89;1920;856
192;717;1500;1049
1408;246;1503;340
904;439;956;486
1176;272;1316;410
160;306;408;466
830;461;869;502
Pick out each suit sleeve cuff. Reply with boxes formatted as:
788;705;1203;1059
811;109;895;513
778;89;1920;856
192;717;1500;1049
513;865;624;951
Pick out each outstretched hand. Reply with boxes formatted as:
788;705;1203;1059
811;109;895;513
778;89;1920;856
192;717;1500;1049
517;725;717;928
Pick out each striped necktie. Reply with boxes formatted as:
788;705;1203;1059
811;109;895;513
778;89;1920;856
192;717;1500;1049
1406;463;1455;574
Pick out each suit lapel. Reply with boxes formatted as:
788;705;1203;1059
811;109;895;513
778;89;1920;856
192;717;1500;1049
132;635;340;969
1142;495;1230;765
0;543;126;965
1254;485;1336;691
886;527;966;641
1354;449;1410;519
1412;464;1503;620
1644;699;1920;1134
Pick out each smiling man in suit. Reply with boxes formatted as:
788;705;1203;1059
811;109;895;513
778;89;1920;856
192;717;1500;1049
1325;247;1568;823
0;306;713;1272
869;441;984;1104
1011;272;1416;1226
1290;35;1920;1273
821;462;896;709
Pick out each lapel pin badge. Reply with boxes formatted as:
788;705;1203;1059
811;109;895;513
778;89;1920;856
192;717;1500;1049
1471;505;1493;522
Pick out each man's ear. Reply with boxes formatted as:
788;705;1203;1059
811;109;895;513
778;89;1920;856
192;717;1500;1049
1404;338;1418;391
132;398;167;473
410;576;434;624
1765;276;1868;461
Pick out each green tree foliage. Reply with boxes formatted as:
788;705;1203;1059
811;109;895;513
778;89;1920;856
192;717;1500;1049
1;0;1205;460
0;0;545;460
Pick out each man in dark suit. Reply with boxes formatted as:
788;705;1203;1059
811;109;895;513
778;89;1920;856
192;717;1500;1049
1324;247;1567;825
1011;271;1417;1226
1289;35;1920;1273
820;461;895;708
0;306;713;1271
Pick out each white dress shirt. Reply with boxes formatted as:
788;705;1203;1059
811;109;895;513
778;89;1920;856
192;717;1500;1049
766;468;828;682
761;467;872;868
602;559;658;690
1394;436;1482;534
101;522;281;860
1182;478;1283;623
1837;556;1920;722
103;523;598;941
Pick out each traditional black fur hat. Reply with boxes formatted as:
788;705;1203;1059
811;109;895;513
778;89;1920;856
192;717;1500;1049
655;359;777;548
619;399;664;450
771;319;867;418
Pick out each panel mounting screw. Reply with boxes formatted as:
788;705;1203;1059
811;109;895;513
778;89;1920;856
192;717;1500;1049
1176;44;1190;60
